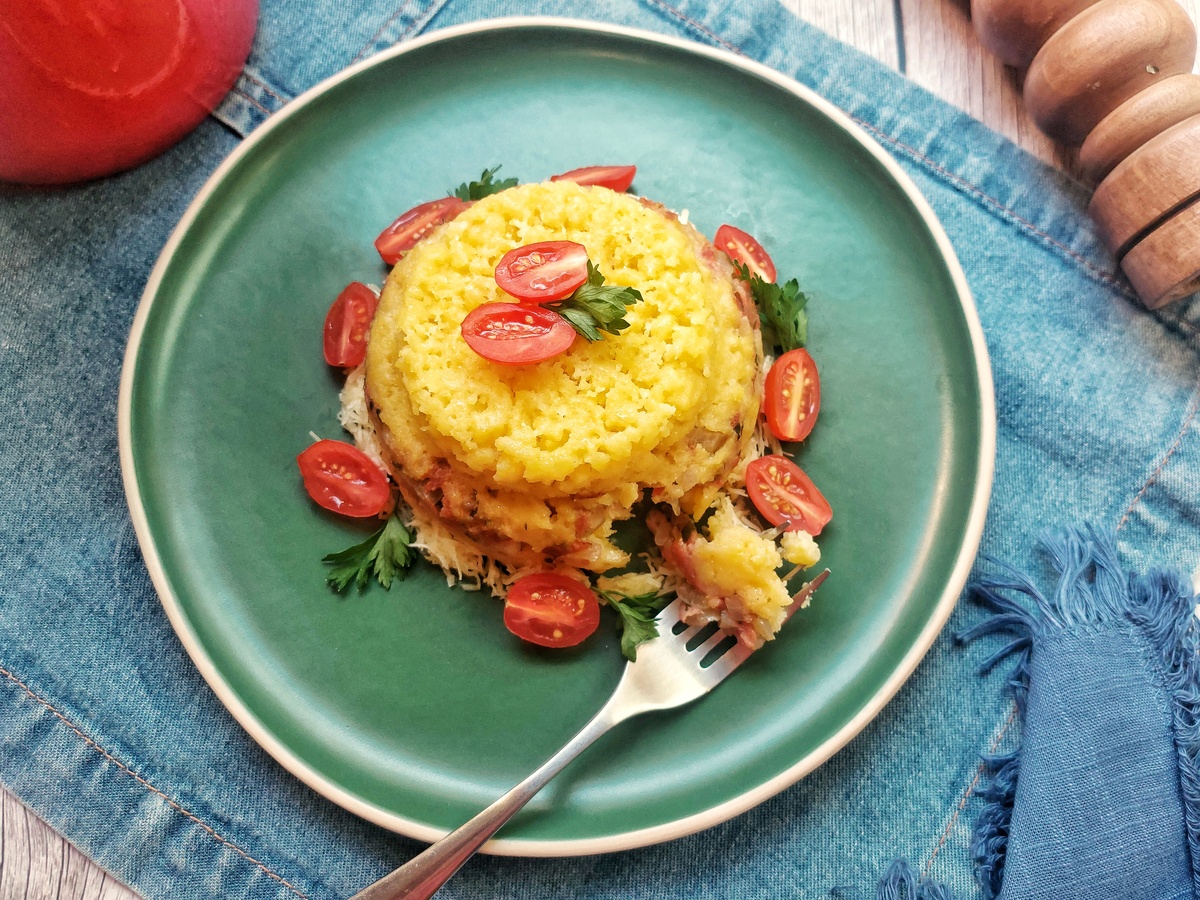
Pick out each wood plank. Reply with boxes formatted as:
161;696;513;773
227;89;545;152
0;788;137;900
778;0;901;68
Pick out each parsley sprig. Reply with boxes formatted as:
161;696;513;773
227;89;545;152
545;261;643;342
452;166;518;201
733;261;809;354
323;515;415;592
599;588;673;660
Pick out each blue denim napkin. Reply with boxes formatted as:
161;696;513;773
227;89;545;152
955;528;1199;900
2;1;1199;899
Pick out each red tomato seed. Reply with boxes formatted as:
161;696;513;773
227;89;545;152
494;241;589;303
297;440;391;518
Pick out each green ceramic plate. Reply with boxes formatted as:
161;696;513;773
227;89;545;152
119;19;994;854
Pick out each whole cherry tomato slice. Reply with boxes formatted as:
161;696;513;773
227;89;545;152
745;455;832;535
323;282;379;368
549;165;637;192
503;572;601;648
375;197;471;264
461;302;577;365
764;348;821;442
297;440;391;518
494;241;589;303
715;224;777;283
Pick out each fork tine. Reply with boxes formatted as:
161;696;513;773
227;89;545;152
695;625;734;659
791;568;830;609
703;641;754;680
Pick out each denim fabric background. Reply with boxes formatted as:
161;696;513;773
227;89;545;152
3;1;1199;898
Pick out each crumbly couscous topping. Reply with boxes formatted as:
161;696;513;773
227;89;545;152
367;181;759;498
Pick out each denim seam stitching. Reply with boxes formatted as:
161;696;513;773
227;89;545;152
351;0;420;64
851;119;1132;295
0;660;311;900
921;700;1019;878
402;0;447;46
242;71;288;104
643;0;741;53
1117;370;1200;531
230;87;273;117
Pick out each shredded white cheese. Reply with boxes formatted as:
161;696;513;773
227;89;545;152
338;364;388;472
596;571;665;598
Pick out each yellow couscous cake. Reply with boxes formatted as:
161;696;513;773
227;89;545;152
359;181;763;587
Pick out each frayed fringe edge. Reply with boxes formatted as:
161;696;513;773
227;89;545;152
876;859;956;900
956;525;1200;898
1130;570;1200;899
969;752;1018;898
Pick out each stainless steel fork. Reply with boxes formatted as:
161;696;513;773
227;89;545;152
351;569;830;900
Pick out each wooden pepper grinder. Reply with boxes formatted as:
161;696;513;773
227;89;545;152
972;0;1200;308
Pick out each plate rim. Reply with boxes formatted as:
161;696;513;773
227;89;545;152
117;15;996;857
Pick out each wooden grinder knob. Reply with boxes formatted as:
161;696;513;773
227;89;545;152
972;0;1103;67
971;0;1200;308
1089;115;1200;256
1121;199;1200;306
1080;73;1200;179
1024;0;1196;145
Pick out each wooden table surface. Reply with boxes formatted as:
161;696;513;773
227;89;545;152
4;1;1198;897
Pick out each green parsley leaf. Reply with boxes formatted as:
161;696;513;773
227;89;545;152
452;166;518;201
556;306;604;342
599;589;672;661
546;261;642;342
734;261;809;354
323;515;414;592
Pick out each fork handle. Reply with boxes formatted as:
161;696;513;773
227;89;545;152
350;700;626;900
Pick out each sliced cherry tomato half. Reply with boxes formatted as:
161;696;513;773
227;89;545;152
503;572;601;648
549;164;637;192
764;348;821;442
323;281;379;368
297;440;391;518
374;197;471;264
461;302;577;365
715;224;777;283
745;455;832;535
494;240;589;303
